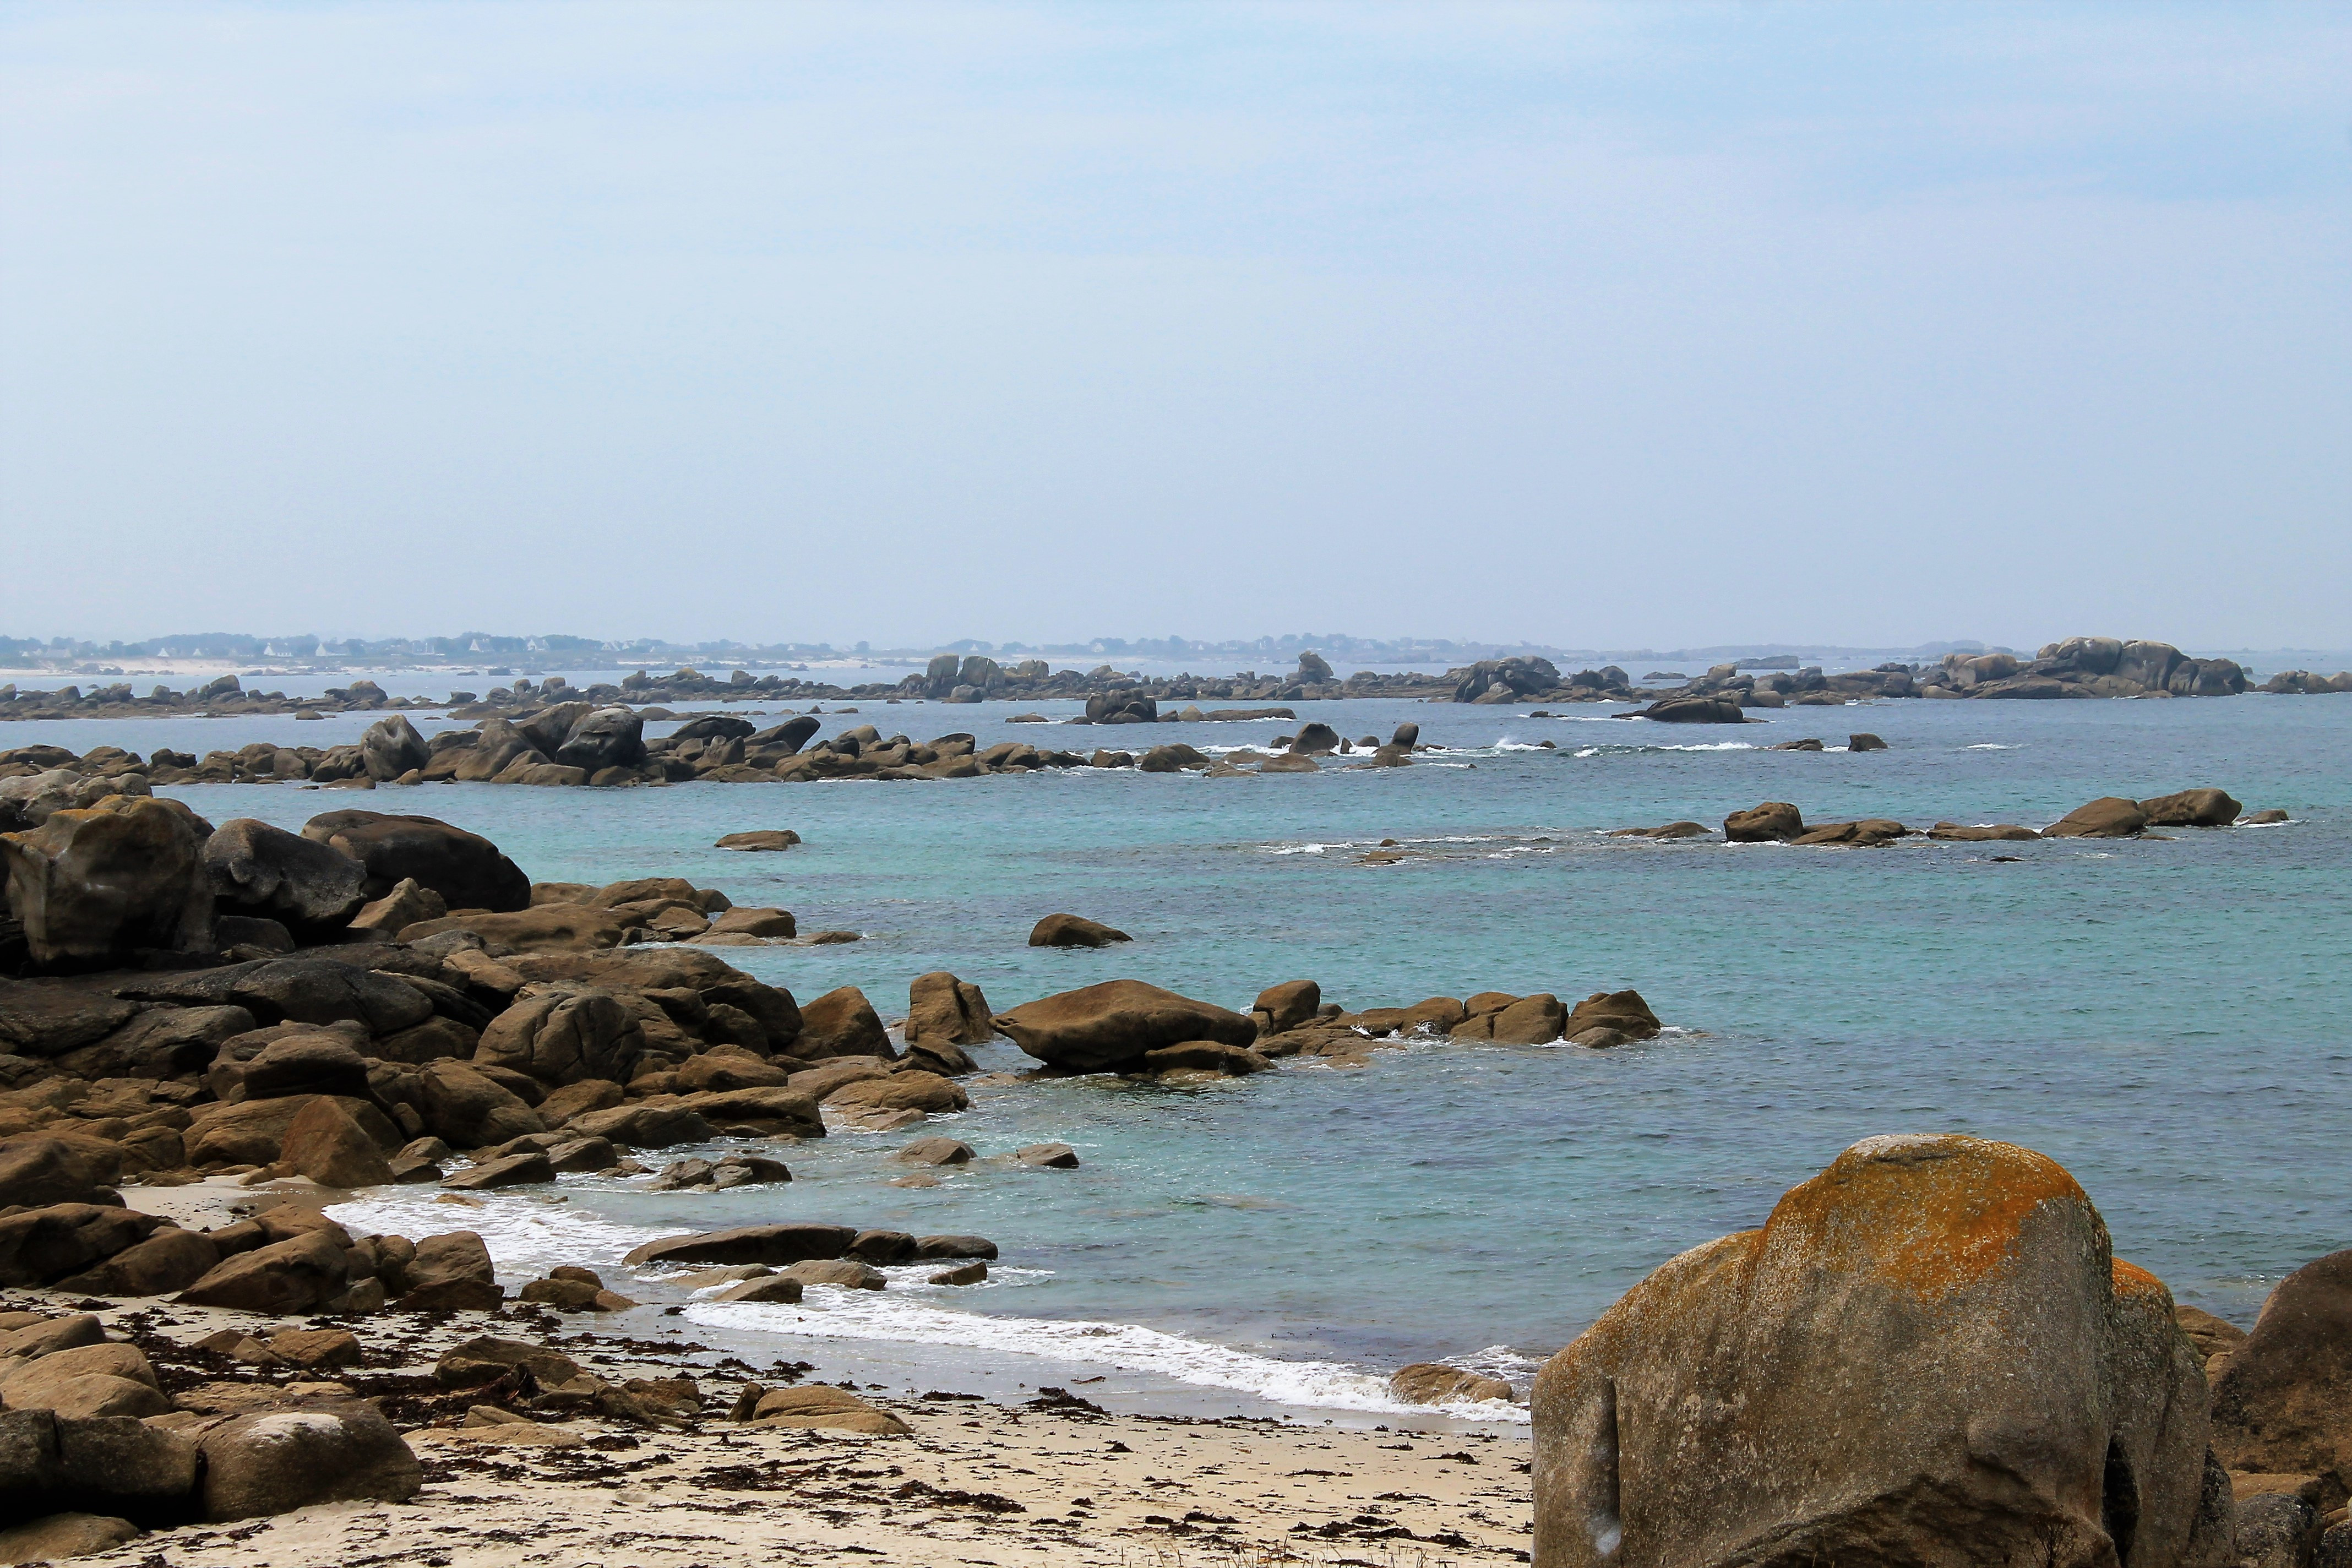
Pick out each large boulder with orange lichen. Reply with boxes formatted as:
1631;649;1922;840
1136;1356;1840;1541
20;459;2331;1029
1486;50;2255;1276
1531;1134;2231;1568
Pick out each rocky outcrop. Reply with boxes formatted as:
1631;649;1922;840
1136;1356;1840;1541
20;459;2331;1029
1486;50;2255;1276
1391;1363;1513;1406
903;972;994;1059
994;979;1258;1072
1028;913;1131;948
2;798;214;968
2044;797;2149;839
1723;802;1805;842
299;811;530;912
1532;1134;2228;1568
622;1222;861;1269
2210;1250;2351;1499
203;819;368;932
2139;788;2244;827
796;986;889;1059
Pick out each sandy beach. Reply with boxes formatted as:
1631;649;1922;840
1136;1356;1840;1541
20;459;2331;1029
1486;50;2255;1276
4;1174;1529;1567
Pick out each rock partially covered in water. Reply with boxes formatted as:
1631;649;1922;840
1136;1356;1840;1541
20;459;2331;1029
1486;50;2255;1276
2043;797;2149;839
1391;1363;1514;1405
994;979;1258;1073
1722;801;1805;842
1029;913;1131;949
1531;1134;2227;1568
2138;788;2244;828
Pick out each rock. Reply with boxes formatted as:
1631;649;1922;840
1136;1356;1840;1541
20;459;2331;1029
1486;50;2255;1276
1014;1142;1080;1168
2176;1304;2250;1362
537;1077;625;1125
1485;994;1566;1045
277;1096;394;1188
475;985;645;1086
825;1071;967;1115
1607;821;1708;840
1028;913;1131;948
796;986;890;1059
0;798;214;967
1631;696;1750;723
1140;1041;1270;1075
433;1335;581;1387
1531;1134;2224;1568
396;904;628;952
195;1402;421;1521
2234;1494;2322;1568
391;1235;502;1310
0;1512;143;1562
203;819;369;933
0;986;142;1063
1723;801;1805;842
0;1342;165;1422
441;1150;555;1189
2044;797;2150;839
675;1086;823;1137
300;811;530;911
675;1049;787;1092
360;715;431;781
415;1060;545;1147
995;979;1259;1072
1770;738;1825;752
1391;1363;1513;1405
622;1223;856;1269
1251;979;1321;1036
915;1234;997;1260
704;907;794;939
929;1262;987;1286
214;1031;374;1101
1137;743;1210;774
346;878;447;936
777;1259;886;1291
0;1407;200;1526
184;1092;393;1167
2139;788;2245;828
1848;733;1888;751
0;1206;161;1288
2212;1250;2352;1496
177;1229;350;1313
715;830;800;852
126;959;433;1035
905;972;996;1050
894;1137;973;1166
266;1328;361;1369
745;1384;910;1435
1929;821;2042;841
2246;809;2291;825
0;1135;117;1209
1562;990;1662;1041
1789;818;1912;847
52;1228;220;1297
1289;722;1341;754
710;1275;806;1304
553;708;645;771
562;1102;715;1149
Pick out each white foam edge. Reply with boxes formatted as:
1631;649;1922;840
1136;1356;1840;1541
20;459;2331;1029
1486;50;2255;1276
684;1288;1529;1423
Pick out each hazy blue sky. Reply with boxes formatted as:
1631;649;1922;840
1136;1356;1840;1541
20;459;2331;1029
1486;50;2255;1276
3;2;2346;649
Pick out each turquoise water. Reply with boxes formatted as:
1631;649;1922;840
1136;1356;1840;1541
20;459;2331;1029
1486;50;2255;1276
35;693;2350;1413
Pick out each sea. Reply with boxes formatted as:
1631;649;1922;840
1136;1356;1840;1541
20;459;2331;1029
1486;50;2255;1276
15;684;2350;1427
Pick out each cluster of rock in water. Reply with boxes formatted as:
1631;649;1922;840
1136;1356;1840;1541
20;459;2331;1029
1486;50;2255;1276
0;714;1440;804
0;794;2345;1562
6;631;2345;728
1609;786;2277;848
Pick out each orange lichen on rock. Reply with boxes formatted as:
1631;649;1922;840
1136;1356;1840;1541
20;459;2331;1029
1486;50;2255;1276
1753;1133;2095;1304
2112;1256;2175;1306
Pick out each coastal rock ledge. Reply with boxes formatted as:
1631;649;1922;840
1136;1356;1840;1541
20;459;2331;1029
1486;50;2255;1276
1532;1134;2231;1568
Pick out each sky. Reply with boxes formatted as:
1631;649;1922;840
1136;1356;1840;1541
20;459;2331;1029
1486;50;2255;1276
2;2;2347;651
